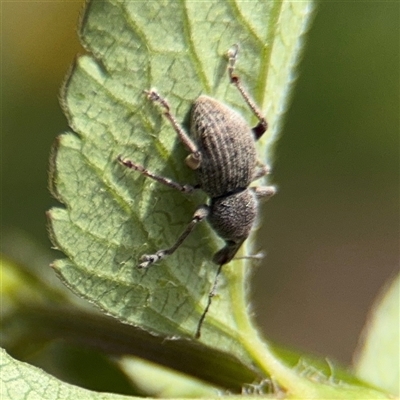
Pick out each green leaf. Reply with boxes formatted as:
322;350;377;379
354;273;400;396
49;0;314;353
118;357;216;397
47;0;392;397
0;348;135;400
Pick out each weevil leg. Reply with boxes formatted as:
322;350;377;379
235;251;265;261
227;44;268;140
145;90;202;169
252;162;272;181
251;185;276;199
138;205;209;269
117;155;198;193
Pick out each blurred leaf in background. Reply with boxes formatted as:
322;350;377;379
2;2;84;245
355;274;400;395
254;1;399;364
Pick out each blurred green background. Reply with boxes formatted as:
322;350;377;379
2;0;398;369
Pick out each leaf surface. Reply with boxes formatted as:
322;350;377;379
49;0;314;358
0;348;134;400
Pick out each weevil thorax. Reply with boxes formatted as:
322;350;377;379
208;189;258;243
191;95;257;198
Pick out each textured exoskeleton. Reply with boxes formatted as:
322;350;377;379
191;95;263;264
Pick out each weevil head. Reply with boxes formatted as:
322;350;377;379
208;189;258;263
212;239;245;265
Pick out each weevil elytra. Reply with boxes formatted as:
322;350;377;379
118;45;276;337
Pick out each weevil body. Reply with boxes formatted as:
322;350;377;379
191;95;260;264
118;45;276;336
192;95;257;197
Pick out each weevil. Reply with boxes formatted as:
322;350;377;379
118;45;276;337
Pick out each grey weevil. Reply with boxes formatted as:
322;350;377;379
118;45;276;337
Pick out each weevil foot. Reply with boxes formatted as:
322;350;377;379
138;250;167;269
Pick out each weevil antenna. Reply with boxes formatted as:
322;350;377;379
195;262;224;338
